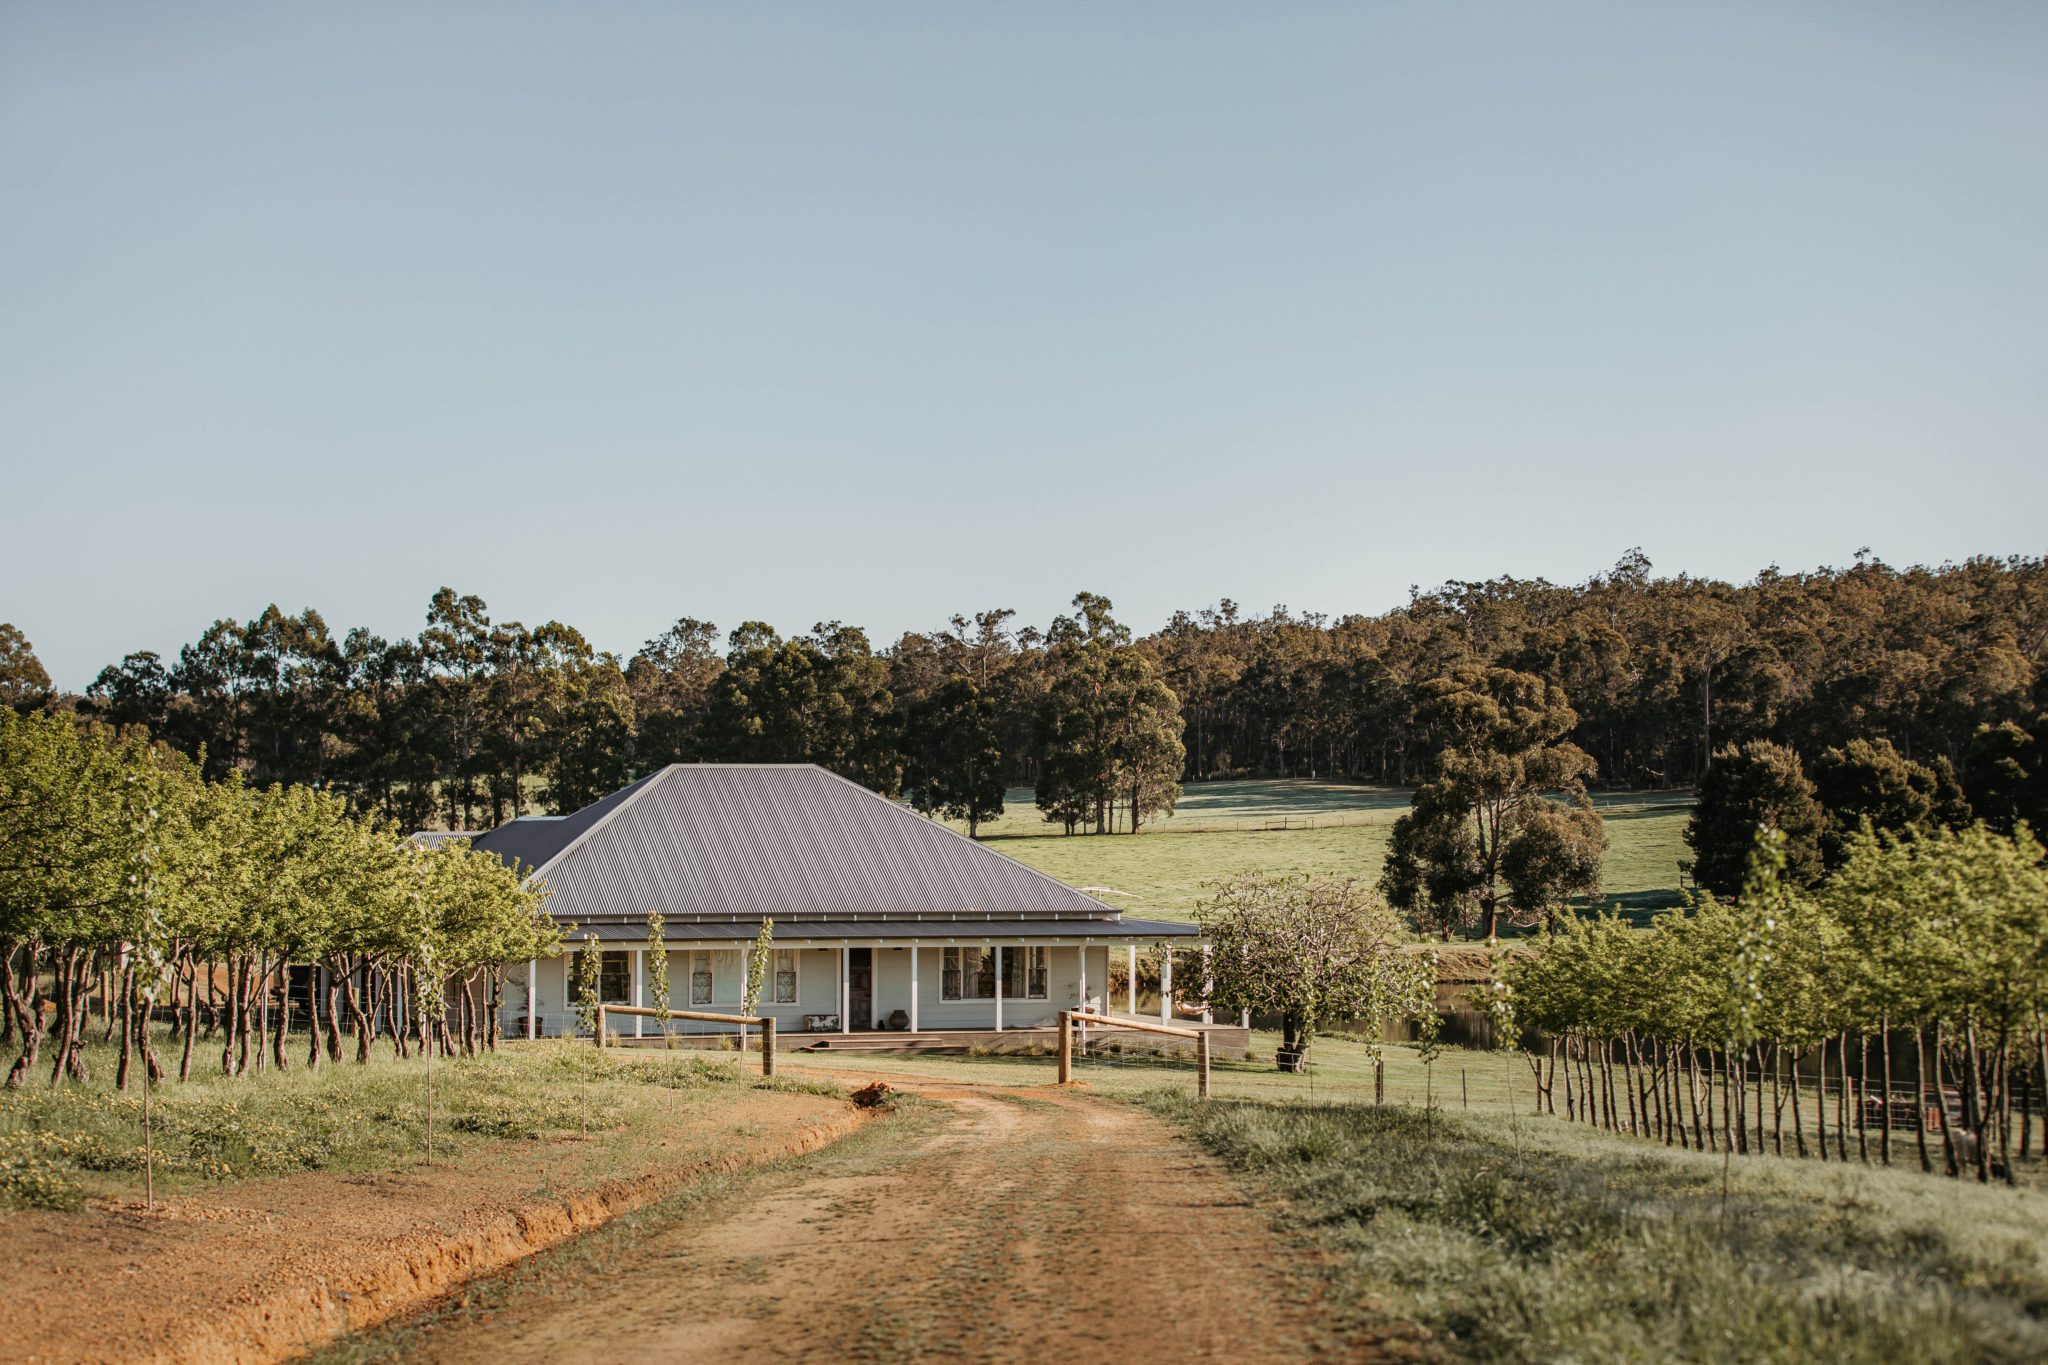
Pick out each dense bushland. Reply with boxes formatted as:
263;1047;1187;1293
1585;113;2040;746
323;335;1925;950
3;551;2037;835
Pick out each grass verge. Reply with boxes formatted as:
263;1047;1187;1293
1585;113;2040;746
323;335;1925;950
1142;1092;2048;1363
0;1033;831;1209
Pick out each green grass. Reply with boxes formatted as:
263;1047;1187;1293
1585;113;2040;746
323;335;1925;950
1143;1092;2048;1363
955;779;1694;924
0;1032;825;1210
791;1031;1541;1112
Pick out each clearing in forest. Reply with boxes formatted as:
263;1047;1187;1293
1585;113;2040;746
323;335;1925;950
960;778;1691;922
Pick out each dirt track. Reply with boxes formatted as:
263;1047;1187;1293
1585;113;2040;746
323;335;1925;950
0;1087;859;1365
364;1083;1331;1363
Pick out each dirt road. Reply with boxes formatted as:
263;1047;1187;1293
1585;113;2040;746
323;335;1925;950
360;1084;1332;1364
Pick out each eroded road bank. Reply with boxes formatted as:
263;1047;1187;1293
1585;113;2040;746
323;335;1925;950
324;1084;1332;1364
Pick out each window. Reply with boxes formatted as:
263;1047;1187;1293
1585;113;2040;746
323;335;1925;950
773;949;798;1005
599;951;631;1005
690;952;713;1006
943;947;996;1001
941;947;1044;1001
1003;946;1049;1001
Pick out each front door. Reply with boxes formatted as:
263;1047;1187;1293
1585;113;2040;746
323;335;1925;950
847;949;873;1030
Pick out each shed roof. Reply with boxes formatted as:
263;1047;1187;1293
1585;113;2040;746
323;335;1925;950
461;764;1147;926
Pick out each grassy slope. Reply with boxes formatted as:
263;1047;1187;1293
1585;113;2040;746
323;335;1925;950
957;780;1693;924
1147;1093;2048;1363
0;1034;831;1210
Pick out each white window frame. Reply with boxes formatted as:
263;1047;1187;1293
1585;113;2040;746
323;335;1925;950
688;950;714;1006
944;946;1011;1001
772;949;799;1005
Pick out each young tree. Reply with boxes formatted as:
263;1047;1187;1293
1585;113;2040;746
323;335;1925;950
1197;873;1432;1070
646;912;671;1048
574;931;603;1039
741;919;774;1054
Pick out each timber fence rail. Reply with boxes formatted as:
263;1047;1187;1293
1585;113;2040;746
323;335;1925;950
593;1005;776;1077
1059;1009;1211;1098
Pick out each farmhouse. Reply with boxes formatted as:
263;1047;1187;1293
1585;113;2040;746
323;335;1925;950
444;764;1221;1050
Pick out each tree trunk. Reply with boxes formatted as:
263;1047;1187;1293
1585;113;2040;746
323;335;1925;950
1880;1016;1894;1167
1790;1048;1808;1157
1935;1022;1960;1178
1914;1022;1935;1174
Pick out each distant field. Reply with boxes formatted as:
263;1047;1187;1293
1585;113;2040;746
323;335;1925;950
955;779;1692;926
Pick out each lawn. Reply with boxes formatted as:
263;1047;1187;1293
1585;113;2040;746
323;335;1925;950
956;779;1694;924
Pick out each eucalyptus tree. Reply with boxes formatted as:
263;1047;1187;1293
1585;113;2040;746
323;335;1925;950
902;676;1005;836
1684;741;1825;897
1379;665;1603;938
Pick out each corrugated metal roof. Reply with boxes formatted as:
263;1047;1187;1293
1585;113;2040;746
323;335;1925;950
470;765;1146;925
564;915;1201;943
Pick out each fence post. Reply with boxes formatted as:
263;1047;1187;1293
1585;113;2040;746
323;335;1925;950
595;1005;606;1050
761;1017;776;1078
1057;1012;1073;1085
1198;1030;1212;1100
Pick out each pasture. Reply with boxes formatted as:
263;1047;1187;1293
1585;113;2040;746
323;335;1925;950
957;779;1693;924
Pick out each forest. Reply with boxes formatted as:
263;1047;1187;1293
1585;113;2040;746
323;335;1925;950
3;551;2041;844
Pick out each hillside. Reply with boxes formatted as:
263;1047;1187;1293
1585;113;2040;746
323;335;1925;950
956;779;1693;925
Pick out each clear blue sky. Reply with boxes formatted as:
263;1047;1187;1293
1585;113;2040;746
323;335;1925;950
4;3;2044;689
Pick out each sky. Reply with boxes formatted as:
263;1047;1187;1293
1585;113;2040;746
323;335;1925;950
3;3;2045;690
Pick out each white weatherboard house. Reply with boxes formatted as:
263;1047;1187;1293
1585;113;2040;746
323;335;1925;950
448;764;1233;1052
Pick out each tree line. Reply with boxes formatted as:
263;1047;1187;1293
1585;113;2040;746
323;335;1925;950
0;708;556;1092
2;550;2042;840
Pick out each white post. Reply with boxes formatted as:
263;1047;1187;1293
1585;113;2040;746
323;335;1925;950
1159;947;1173;1025
1241;1008;1251;1029
525;958;537;1040
1127;945;1138;1015
738;946;750;1050
993;944;1004;1032
840;947;850;1034
632;949;644;1038
1201;946;1213;1025
1077;945;1088;1052
909;945;920;1033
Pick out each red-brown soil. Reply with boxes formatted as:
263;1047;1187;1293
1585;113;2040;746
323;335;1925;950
2;1088;860;1364
341;1081;1337;1363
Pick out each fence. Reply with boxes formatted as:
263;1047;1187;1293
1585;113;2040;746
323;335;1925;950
594;1004;777;1077
1059;1010;1211;1098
